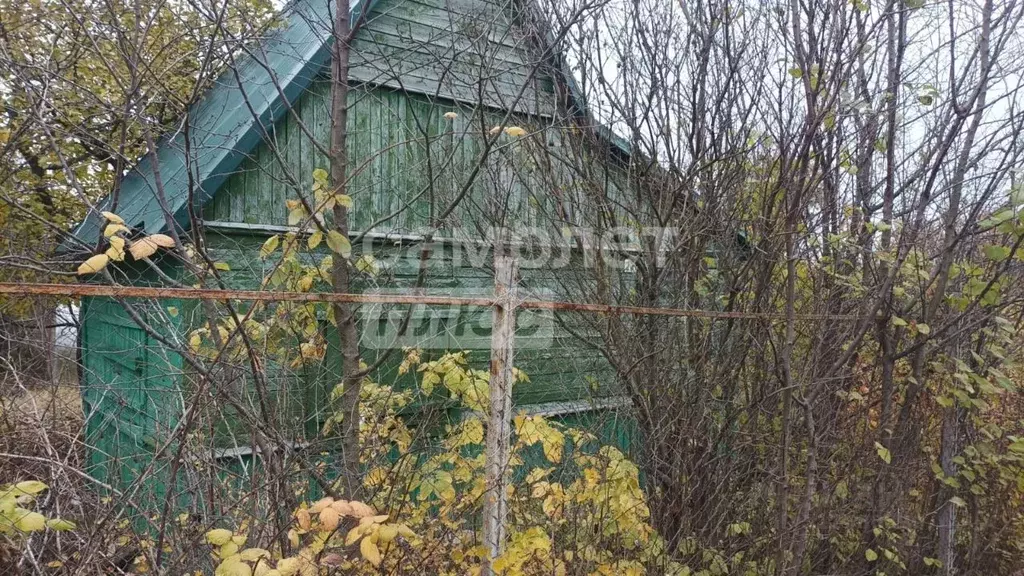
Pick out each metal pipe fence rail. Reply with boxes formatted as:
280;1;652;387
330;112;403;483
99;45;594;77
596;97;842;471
0;282;869;321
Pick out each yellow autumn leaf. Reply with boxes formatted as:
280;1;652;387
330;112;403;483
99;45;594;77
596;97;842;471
46;518;76;531
516;415;565;463
359;514;389;526
189;332;203;352
319;507;340;531
307;230;322;250
345;524;370;546
326;230;351;258
295;508;311;531
252;561;274;576
360;534;382;566
276;557;300;576
14;481;47;494
335;194;353;209
77;253;110;275
14;509;46;532
101;211;125;224
309;497;334;514
106;236;126;261
129;237;159;260
261;234;280;258
149;234;176;248
377;524;398;543
205;528;234;546
504;126;527;137
492;555;513;572
219;541;239;558
331;500;354;516
103;223;128;237
239;548;270;561
215;556;251;576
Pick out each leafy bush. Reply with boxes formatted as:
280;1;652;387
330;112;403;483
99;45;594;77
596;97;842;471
198;351;688;575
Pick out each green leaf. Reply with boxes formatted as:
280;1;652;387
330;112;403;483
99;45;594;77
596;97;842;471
892;316;908;327
949;496;967;507
875;442;892;464
335;194;353;209
1011;184;1024;207
980;208;1014;229
983;244;1011;262
917;323;930;335
308;230;323;249
260;235;280;259
213;261;230;271
834;480;849;499
46;518;76;531
326;230;352;258
866;548;878;562
14;509;46;532
355;255;380;276
14;481;47;495
788;67;803;78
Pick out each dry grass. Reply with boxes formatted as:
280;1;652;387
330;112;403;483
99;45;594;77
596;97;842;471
0;380;84;486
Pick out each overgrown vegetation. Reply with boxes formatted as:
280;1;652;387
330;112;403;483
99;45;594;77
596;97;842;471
4;0;1024;574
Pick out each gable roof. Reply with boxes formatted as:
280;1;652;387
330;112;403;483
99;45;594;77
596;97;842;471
64;0;627;252
65;0;371;250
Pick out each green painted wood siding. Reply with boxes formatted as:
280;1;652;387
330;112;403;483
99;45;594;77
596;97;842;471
79;296;185;512
204;83;569;233
349;0;557;116
199;228;616;411
198;0;630;417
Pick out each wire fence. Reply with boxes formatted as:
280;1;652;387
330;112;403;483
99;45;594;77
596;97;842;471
0;282;870;321
0;269;894;575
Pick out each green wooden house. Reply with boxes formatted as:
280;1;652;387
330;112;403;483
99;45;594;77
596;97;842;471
66;0;635;508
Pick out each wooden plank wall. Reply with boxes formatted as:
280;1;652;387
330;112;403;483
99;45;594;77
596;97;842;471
199;0;627;417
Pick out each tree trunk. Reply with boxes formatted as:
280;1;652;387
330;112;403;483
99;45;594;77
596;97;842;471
329;0;363;499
